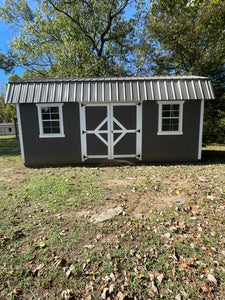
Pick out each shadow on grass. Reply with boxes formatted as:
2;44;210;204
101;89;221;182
201;149;225;164
0;137;20;156
29;149;225;169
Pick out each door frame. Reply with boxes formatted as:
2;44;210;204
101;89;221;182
79;102;142;161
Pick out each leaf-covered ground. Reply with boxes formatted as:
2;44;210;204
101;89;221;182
0;138;224;299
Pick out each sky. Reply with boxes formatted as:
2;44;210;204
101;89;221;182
0;16;24;93
0;0;27;93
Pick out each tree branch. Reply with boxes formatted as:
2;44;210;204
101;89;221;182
47;0;98;51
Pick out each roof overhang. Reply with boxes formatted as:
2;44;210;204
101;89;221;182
5;76;215;104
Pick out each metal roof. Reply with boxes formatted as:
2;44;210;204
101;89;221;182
5;76;215;104
0;123;14;128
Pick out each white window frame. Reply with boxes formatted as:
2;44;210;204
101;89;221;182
157;101;184;135
36;104;65;138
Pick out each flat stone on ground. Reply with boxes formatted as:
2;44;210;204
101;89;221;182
170;195;186;206
90;206;124;223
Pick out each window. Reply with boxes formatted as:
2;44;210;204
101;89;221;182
37;104;65;138
158;101;184;135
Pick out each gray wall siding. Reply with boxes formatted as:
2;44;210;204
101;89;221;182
20;103;81;166
19;100;201;166
142;101;201;162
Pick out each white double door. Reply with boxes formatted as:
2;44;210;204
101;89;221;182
80;103;142;161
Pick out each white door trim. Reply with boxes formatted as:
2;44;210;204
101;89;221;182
79;102;142;161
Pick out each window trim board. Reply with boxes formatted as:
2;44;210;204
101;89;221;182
157;101;184;135
36;103;65;138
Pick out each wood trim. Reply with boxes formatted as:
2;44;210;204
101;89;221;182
198;99;204;160
36;104;65;138
157;101;184;135
16;104;25;164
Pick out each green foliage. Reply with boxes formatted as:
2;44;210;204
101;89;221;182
136;0;225;77
135;0;225;143
0;0;135;77
0;95;16;123
7;74;21;81
0;74;18;123
0;51;15;73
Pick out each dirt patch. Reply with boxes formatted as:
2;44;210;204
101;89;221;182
123;192;187;218
104;176;146;187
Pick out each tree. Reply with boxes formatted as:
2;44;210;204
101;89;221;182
0;75;19;123
0;51;15;73
135;0;225;142
0;95;16;123
136;0;225;77
0;0;136;77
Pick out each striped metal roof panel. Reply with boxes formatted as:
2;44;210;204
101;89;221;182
5;76;215;104
0;123;14;128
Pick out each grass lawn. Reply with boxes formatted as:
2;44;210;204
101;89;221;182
0;138;224;299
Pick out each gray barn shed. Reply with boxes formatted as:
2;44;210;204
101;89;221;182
0;123;16;136
5;76;215;166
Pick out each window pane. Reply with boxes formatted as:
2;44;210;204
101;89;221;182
171;110;179;117
162;111;171;117
171;104;179;111
162;119;170;125
41;107;50;113
42;113;50;120
171;118;179;125
50;107;59;113
162;124;170;131
52;121;60;127
163;105;171;111
43;127;51;134
51;113;60;120
52;127;60;133
171;119;179;130
162;118;179;131
43;121;51;128
172;124;179;130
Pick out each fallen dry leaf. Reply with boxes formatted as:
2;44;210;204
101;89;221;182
65;264;75;278
200;285;209;293
8;289;22;296
157;273;164;284
172;266;176;278
83;292;92;300
132;221;138;226
204;267;210;274
150;281;158;294
99;282;108;292
28;255;36;265
32;263;45;276
179;260;191;268
207;274;217;285
136;274;145;279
